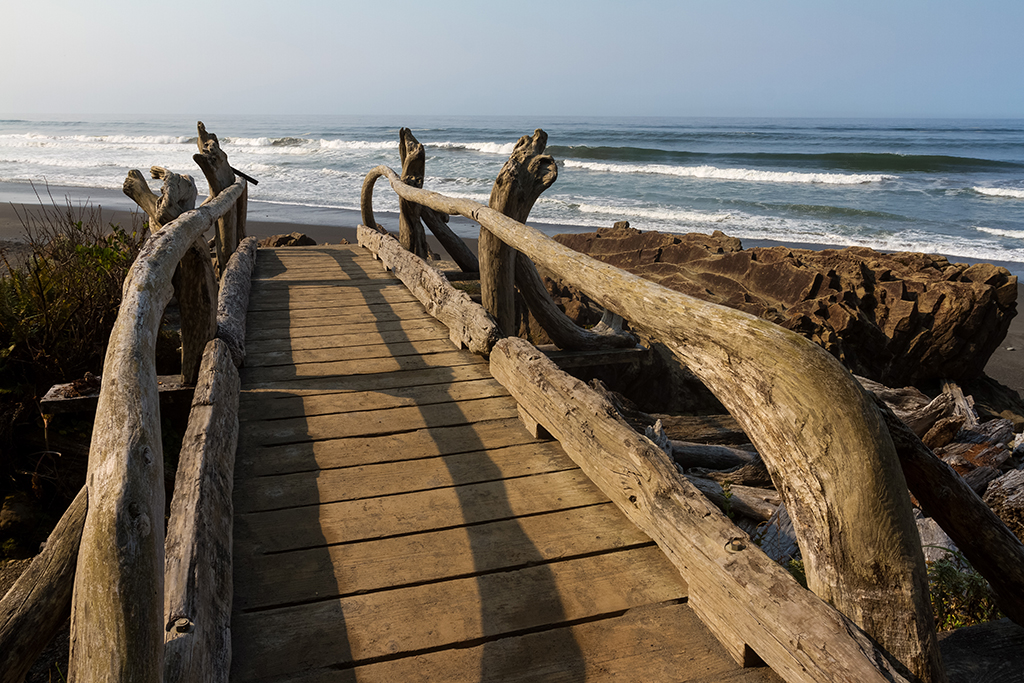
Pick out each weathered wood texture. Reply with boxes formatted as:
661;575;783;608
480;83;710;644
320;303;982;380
122;164;218;383
0;487;86;683
420;205;480;273
193;121;239;273
69;179;244;683
490;337;915;683
358;224;501;354
164;338;239;683
875;396;1024;627
398;127;428;258
231;244;781;682
358;163;942;681
216;235;258;366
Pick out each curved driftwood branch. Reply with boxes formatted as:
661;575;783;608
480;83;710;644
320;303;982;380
398;128;428;258
69;179;244;683
491;337;915;683
358;164;943;681
0;487;86;683
122;165;217;383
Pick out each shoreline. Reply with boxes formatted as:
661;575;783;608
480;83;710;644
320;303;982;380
3;187;1023;397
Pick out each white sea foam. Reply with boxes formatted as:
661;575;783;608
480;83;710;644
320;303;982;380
974;186;1024;199
563;160;896;185
429;141;519;156
319;139;398;151
976;226;1024;239
575;202;733;225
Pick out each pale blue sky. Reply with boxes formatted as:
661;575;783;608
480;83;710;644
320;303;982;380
1;0;1021;118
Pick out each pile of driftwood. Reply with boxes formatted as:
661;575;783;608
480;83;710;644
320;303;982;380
599;374;1024;570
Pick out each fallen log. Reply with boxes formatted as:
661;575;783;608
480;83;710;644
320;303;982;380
0;487;86;683
874;395;1024;628
683;475;781;521
491;337;916;682
420;207;479;273
982;469;1024;544
671;441;760;470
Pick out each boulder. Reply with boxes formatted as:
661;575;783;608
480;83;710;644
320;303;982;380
553;226;1018;387
258;232;317;247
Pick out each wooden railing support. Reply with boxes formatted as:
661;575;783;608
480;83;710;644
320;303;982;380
194;121;240;274
69;179;244;683
398;127;429;258
356;165;944;681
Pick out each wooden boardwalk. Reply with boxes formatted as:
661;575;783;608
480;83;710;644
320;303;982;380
229;244;783;682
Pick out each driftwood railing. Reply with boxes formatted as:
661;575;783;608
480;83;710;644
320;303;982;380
357;133;1024;683
0;124;257;682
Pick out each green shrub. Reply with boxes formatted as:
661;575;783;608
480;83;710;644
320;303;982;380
927;547;1003;630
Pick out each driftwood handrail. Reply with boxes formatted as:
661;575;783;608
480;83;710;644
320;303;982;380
66;177;247;682
359;164;946;681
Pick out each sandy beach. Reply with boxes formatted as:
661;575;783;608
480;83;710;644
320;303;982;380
3;193;1024;399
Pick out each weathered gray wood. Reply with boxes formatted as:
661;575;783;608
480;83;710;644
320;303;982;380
758;504;800;564
858;375;956;437
398;127;428;258
193;121;239;273
420;206;480;273
216;235;258;366
69;178;244;683
672;441;760;470
359;163;942;681
122;165;218;383
490;337;917;683
164;339;239;683
942;379;980;429
0;486;86;683
939;618;1024;683
874;395;1024;627
358;224;501;354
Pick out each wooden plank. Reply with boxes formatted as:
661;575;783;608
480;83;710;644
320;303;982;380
244;337;459;368
244;317;441;342
236;416;544;477
233;468;607;553
245;323;449;354
246;301;433;329
239;348;485;385
238;361;495;392
235;440;575;513
238;378;509;422
340;601;784;683
230;547;687;680
233;503;652;610
247;287;419;315
238;395;518;446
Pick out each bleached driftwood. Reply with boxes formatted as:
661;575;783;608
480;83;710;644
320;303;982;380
490;337;915;683
358;164;943;681
122;165;217;383
69;179;245;683
857;375;955;436
358;225;501;355
420;206;480;273
877;396;1024;627
0;487;86;683
671;441;760;470
682;475;781;521
194;121;239;273
398;127;428;259
164;338;239;683
216;236;258;367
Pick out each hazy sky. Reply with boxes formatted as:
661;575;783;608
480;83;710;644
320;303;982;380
1;0;1021;118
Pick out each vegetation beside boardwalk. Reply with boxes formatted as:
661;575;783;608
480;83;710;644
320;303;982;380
0;199;145;556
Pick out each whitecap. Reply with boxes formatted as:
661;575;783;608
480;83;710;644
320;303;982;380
973;186;1024;199
563;160;896;185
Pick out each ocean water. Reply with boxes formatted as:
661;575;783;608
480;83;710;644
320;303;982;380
2;114;1023;270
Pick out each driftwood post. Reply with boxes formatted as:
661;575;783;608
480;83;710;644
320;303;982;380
69;181;244;683
397;127;429;258
123;166;218;384
194;121;239;274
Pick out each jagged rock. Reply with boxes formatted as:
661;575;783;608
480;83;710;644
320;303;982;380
258;232;317;247
553;226;1018;386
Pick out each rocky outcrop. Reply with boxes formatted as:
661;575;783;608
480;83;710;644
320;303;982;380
552;226;1018;387
258;232;317;247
